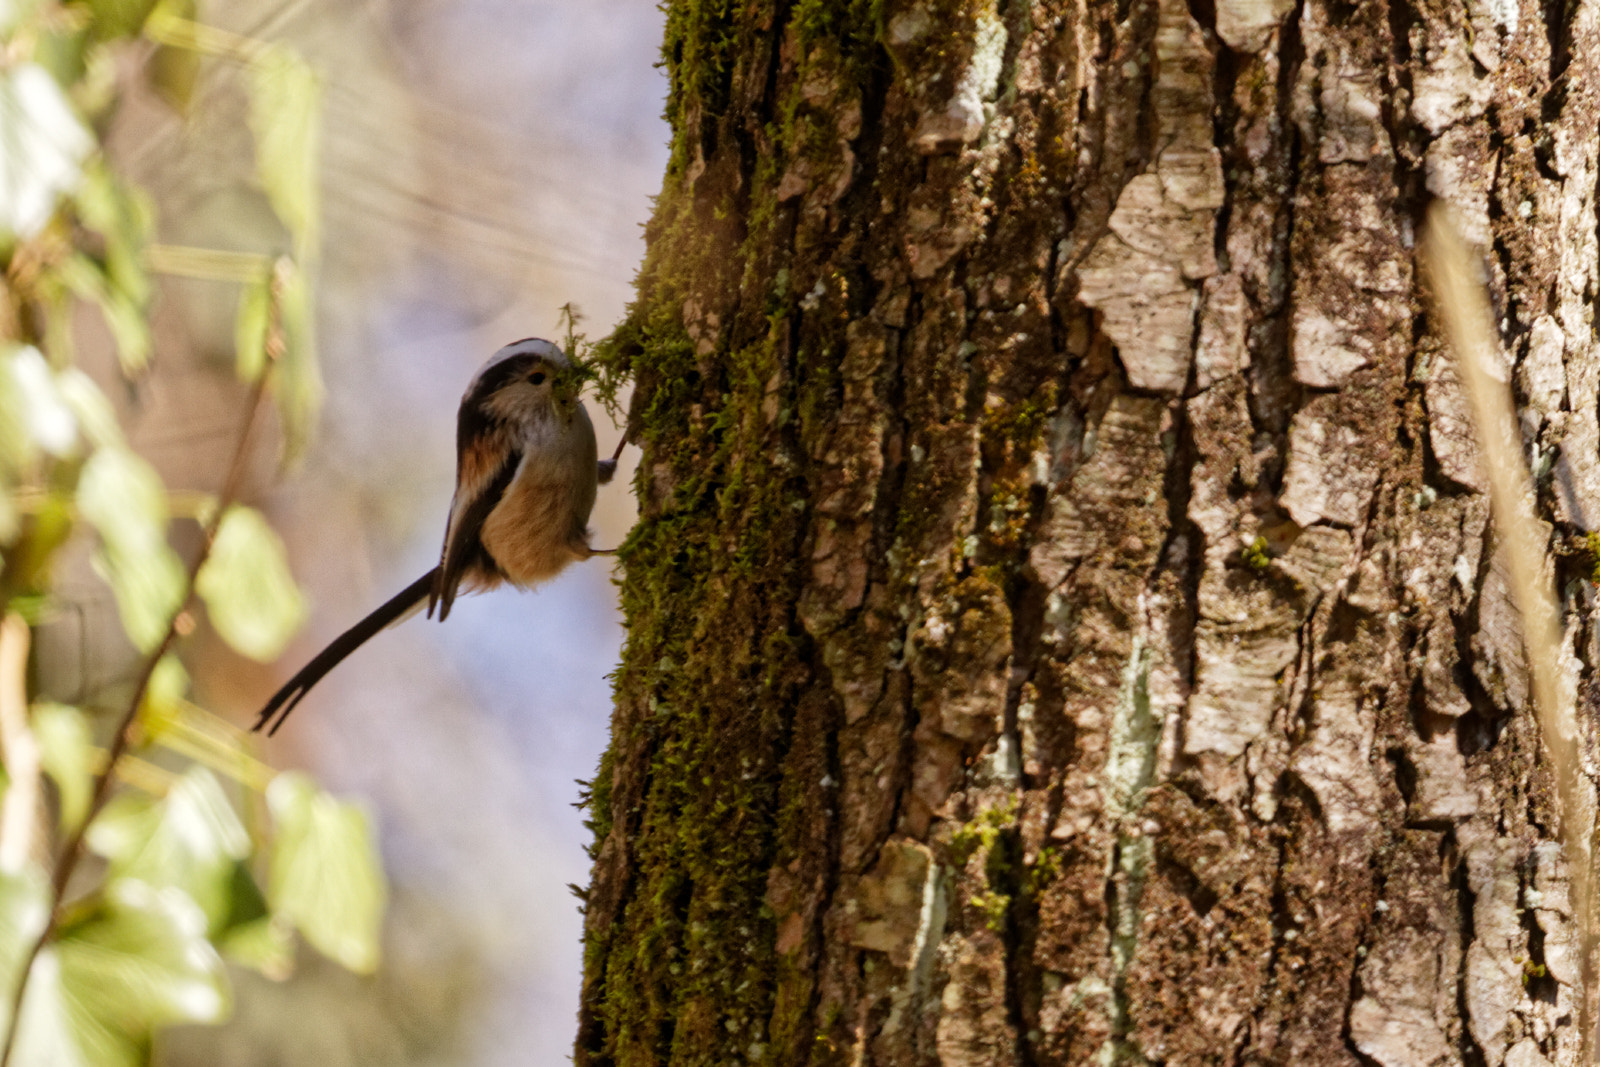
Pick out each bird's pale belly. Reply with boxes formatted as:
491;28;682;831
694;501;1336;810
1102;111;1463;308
479;478;589;585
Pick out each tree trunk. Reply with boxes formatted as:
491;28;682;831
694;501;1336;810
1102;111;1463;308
577;0;1600;1063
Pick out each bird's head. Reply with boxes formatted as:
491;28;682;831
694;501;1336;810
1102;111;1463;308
467;337;588;425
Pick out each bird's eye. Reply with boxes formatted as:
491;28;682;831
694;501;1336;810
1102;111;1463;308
530;372;547;386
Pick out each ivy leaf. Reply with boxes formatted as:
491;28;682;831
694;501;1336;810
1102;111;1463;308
6;877;228;1067
86;767;249;930
196;506;306;662
273;257;322;455
85;0;160;40
76;446;185;651
73;164;154;371
218;915;294;980
0;866;50;1036
234;269;272;383
139;654;188;732
53;367;123;450
267;773;385;974
0;64;94;239
0;348;36;476
41;881;229;1066
8;344;78;457
57;253;152;374
144;0;200;113
32;702;92;832
247;47;319;253
8;951;88;1067
76;162;153;309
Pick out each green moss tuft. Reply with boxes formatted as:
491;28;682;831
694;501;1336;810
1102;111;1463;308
1241;535;1270;571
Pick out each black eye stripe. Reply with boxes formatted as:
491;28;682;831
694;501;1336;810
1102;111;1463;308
530;371;547;385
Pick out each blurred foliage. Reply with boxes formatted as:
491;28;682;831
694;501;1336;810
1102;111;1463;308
0;1;386;1063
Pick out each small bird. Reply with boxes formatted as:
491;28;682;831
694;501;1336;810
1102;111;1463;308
253;337;617;736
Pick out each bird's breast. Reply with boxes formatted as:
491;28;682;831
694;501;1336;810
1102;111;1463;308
478;454;588;586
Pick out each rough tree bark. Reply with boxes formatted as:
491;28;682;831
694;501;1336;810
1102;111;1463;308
577;0;1600;1064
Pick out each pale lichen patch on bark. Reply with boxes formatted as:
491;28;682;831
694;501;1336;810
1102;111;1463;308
1075;0;1222;394
1281;399;1383;527
1348;834;1464;1067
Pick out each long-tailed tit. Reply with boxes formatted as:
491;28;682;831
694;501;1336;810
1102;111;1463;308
253;337;618;736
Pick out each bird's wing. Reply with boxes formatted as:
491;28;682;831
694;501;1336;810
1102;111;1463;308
430;425;521;621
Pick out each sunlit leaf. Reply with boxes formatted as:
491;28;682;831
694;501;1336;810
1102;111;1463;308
247;47;319;252
8;345;77;457
267;772;385;974
218;915;293;981
49;880;230;1064
0;866;50;1035
0;0;47;36
8;950;91;1067
76;446;185;651
54;368;123;449
234;269;271;382
0;63;94;239
195;506;306;662
32;702;92;832
87;767;248;929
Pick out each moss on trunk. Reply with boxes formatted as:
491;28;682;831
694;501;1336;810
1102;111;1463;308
578;0;1600;1063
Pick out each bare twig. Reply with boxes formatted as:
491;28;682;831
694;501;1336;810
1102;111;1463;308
0;375;268;1067
1421;203;1595;1061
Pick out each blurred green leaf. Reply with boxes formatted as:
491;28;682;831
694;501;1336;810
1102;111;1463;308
8;950;90;1067
0;866;50;1034
87;767;249;930
143;0;199;112
0;492;18;548
273;259;323;455
0;63;94;239
76;446;185;651
0;0;46;35
85;0;160;40
32;25;90;90
247;47;319;253
77;162;154;308
32;703;92;832
196;506;306;662
147;40;200;114
218;858;269;932
57;252;152;374
7;344;78;457
218;915;293;981
267;772;385;974
234;269;272;382
0;352;29;469
139;654;188;732
46;880;230;1065
53;368;123;450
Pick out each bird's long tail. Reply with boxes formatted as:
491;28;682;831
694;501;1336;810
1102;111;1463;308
253;567;439;736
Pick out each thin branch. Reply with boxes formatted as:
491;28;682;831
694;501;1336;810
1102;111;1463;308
0;375;268;1067
1420;203;1596;1062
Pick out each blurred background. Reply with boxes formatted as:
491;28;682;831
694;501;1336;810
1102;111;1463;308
82;1;667;1061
